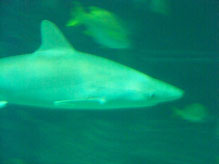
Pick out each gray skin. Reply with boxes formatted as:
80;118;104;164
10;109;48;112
0;20;183;110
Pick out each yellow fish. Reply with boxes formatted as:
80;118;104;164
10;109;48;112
172;103;209;123
66;2;130;49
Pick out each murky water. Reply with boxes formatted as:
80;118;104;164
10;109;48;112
0;0;218;164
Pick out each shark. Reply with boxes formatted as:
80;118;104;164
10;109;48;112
0;20;183;110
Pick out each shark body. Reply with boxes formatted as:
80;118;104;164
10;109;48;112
0;20;183;110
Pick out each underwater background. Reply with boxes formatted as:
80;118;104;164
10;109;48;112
0;0;218;164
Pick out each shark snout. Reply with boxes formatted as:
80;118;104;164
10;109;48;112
145;78;184;105
165;86;184;102
176;88;184;98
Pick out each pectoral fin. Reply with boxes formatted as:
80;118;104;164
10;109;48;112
54;97;106;106
0;101;8;108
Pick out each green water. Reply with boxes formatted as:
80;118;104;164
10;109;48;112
0;0;218;164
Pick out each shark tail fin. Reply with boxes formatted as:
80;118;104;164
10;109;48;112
66;2;86;27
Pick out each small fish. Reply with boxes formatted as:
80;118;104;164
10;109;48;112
66;2;130;49
150;0;170;15
134;0;171;16
172;103;208;123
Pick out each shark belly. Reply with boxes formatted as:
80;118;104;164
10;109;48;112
0;55;119;109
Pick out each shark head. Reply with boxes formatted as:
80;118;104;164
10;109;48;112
106;73;184;109
139;77;184;106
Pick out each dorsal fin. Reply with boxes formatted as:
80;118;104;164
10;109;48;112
37;20;74;52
